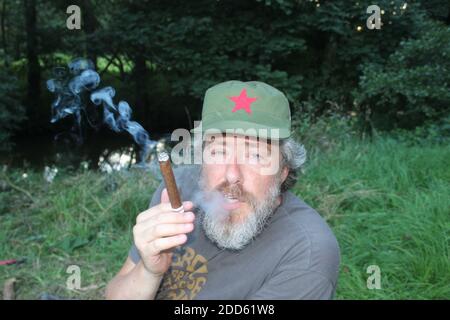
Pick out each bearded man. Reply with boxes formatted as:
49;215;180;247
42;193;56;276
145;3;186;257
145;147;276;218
106;81;340;300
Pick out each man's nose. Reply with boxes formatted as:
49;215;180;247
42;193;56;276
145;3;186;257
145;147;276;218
225;157;242;185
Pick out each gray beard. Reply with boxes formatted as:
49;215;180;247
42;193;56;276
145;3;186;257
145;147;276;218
196;169;282;251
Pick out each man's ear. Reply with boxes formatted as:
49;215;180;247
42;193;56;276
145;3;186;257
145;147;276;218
281;166;289;184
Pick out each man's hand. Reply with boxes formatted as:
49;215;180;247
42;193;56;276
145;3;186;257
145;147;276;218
133;188;195;277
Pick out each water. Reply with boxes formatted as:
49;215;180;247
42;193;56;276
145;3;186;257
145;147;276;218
2;130;174;173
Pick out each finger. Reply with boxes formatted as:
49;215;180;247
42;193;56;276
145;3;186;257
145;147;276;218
183;201;194;211
160;188;170;203
147;234;188;256
161;188;194;211
136;201;194;224
136;211;195;231
136;203;172;224
142;222;194;243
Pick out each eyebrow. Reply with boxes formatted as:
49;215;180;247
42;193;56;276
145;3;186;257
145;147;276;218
206;138;272;151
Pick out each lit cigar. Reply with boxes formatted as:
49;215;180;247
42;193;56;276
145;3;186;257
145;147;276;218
158;151;184;212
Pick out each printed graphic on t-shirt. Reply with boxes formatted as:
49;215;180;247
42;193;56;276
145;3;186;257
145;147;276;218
156;246;208;300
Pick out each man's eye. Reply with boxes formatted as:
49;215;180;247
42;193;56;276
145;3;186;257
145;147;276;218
249;152;262;161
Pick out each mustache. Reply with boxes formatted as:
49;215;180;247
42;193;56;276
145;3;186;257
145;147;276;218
214;182;254;203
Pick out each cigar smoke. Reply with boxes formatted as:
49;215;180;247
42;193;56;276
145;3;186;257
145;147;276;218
193;190;231;222
46;58;156;165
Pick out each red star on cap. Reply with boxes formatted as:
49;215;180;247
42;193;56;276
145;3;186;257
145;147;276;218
228;88;257;114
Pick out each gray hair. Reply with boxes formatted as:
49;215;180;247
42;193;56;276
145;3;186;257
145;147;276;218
279;138;307;192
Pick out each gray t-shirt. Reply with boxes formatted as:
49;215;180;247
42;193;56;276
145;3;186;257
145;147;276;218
129;165;340;300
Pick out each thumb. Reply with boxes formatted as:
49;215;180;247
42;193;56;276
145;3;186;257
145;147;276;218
160;188;170;204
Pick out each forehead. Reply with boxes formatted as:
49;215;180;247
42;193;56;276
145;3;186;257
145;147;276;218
204;133;275;149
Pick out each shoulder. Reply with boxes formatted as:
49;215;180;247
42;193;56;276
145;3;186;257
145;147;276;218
268;191;341;285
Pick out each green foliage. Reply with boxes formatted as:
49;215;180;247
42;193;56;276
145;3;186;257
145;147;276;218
390;114;450;145
356;23;450;130
98;0;307;101
0;166;159;299
292;102;359;154
296;137;450;299
290;0;428;111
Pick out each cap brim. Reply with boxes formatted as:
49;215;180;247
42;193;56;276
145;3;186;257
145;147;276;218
190;120;290;139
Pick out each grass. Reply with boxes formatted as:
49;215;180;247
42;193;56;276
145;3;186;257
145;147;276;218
0;136;449;299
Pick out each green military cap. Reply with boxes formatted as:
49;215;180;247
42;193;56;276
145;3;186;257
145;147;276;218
191;80;291;139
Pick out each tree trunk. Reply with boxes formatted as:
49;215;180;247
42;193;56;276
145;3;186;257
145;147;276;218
132;53;150;125
82;0;99;68
1;0;8;66
24;0;41;125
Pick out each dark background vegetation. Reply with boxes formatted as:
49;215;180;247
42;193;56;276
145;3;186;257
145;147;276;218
0;0;449;159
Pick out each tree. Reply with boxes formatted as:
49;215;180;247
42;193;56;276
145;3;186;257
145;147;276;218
0;67;25;151
24;0;41;125
356;22;450;130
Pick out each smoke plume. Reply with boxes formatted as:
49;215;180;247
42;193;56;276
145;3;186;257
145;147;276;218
47;58;156;166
